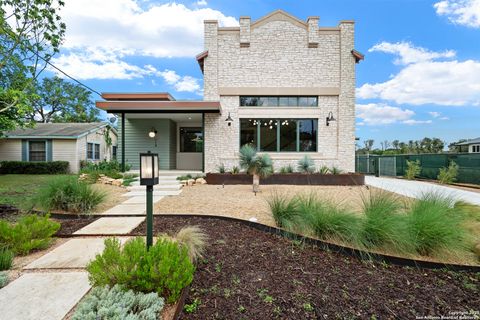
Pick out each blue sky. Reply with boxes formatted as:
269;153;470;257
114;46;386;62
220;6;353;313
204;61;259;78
43;0;480;148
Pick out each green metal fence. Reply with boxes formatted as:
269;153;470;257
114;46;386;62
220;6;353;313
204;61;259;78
355;153;480;185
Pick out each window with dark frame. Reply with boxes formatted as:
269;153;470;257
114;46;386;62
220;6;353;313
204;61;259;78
112;146;117;159
87;142;100;160
240;118;318;152
29;141;46;161
180;127;203;152
240;96;318;107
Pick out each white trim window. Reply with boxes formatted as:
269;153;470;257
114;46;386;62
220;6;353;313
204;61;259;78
472;145;480;153
87;142;100;160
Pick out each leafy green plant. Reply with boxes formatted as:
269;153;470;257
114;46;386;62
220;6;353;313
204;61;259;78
360;192;411;252
86;237;194;303
266;192;300;229
217;163;226;173
0;214;60;255
239;144;273;192
0;247;14;270
437;161;459;184
176;174;193;181
80;160;129;181
405;160;421;180
0;272;8;288
318;166;330;174
279;164;294;174
184;298;201;314
34;176;106;213
406;193;467;256
72;285;164;320
330;166;343;175
297;155;315;173
231;166;240;174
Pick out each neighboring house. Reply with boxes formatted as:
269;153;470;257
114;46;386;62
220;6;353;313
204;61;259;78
455;138;480;153
96;10;363;172
0;123;118;173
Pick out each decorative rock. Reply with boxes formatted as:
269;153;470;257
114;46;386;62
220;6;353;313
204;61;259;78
187;179;195;186
112;179;123;187
196;178;207;185
180;180;188;186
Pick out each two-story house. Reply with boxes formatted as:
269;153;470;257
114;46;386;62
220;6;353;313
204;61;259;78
96;10;363;173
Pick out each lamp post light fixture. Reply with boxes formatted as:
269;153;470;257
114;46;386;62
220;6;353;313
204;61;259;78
139;151;159;249
326;111;336;126
225;112;233;126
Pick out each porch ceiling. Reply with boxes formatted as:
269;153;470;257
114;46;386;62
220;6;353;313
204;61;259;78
95;100;221;113
126;113;202;123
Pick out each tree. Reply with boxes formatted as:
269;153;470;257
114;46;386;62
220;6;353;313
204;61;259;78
239;144;273;192
380;140;390;151
29;77;100;123
0;0;66;135
363;139;374;152
392;139;400;151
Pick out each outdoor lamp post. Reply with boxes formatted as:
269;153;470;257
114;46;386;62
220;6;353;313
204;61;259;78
139;151;159;248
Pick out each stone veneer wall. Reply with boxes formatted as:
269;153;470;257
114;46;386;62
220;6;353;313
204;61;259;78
203;14;356;173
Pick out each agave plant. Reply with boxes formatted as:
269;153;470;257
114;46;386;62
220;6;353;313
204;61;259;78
297;155;315;173
318;165;330;174
239;144;273;192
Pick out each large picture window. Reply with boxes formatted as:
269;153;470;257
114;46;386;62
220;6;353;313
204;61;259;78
180;127;203;152
29;141;46;161
240;96;318;107
240;119;318;152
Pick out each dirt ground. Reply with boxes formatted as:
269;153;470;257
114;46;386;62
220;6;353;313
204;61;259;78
155;184;395;226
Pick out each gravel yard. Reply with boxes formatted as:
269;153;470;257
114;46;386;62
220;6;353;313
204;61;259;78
154;184;396;225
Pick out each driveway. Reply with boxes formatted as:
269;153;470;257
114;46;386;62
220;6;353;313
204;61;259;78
365;176;480;206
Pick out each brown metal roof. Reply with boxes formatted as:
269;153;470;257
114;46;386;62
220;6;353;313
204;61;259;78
351;49;365;63
101;92;175;101
96;100;221;113
196;50;208;74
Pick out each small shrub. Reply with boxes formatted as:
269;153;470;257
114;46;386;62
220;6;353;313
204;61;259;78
279;164;294;174
318;166;330;174
80;160;128;180
86;237;195;303
177;174;193;181
0;272;8;288
330;166;343;175
0;247;14;270
34;176;106;213
171;226;208;262
297;193;361;242
267;192;300;229
0;161;69;174
297;155;315;173
184;298;201;314
217;163;226;173
72;285;165;320
231;166;240;174
437;161;459;184
0;214;60;255
406;193;466;256
405;160;421;180
360;192;411;251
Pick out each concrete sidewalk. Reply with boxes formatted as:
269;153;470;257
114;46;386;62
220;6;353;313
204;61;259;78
365;176;480;206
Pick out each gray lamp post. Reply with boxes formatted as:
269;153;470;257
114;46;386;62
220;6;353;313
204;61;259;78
139;151;159;248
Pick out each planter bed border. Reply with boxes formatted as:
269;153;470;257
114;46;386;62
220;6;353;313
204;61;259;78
205;172;365;185
51;213;480;272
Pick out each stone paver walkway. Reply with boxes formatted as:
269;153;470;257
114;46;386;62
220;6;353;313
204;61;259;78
102;203;146;215
0;272;91;320
366;176;480;206
122;195;164;204
74;217;145;235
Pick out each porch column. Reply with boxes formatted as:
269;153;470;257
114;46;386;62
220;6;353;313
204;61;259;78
202;112;205;173
121;112;125;172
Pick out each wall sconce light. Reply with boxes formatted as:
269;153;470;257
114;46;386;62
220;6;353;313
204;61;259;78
148;128;157;138
139;151;159;249
326;112;336;126
225;112;233;126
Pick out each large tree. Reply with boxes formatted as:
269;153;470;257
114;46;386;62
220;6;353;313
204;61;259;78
30;76;100;123
0;0;66;135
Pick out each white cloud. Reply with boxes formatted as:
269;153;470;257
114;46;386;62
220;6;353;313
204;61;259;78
429;111;441;117
403;119;433;125
434;0;480;28
356;103;416;125
369;41;455;65
440;116;450;120
157;70;201;94
60;1;238;58
357;42;480;106
196;0;208;6
158;69;181;85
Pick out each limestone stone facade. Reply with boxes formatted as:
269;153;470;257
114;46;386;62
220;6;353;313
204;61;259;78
202;10;359;173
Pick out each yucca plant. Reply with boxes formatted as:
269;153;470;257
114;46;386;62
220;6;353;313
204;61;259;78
297;155;315;173
406;192;467;256
239;144;273;192
330;166;343;175
279;164;294;174
318;165;330;174
231;166;240;174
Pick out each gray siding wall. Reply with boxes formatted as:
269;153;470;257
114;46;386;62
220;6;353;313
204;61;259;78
119;117;176;170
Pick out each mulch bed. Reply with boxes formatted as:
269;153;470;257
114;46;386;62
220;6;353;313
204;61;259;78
53;216;99;236
130;216;480;320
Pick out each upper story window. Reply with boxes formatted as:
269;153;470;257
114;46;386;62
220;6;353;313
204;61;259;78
240;96;318;107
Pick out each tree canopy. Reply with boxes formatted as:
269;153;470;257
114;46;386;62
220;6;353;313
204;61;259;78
357;137;447;155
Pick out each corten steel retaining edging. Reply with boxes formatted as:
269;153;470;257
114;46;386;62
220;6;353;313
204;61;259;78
51;213;480;272
205;173;365;185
